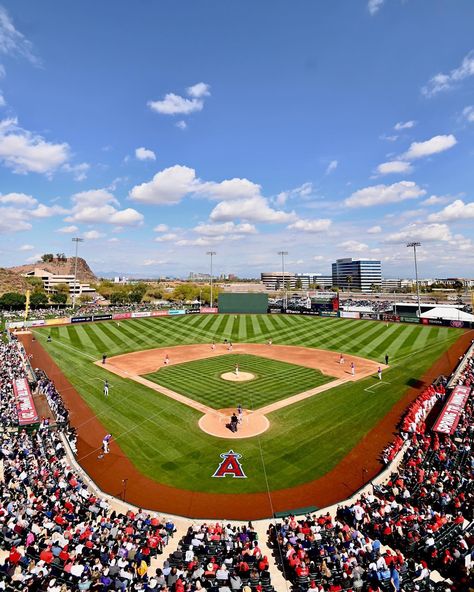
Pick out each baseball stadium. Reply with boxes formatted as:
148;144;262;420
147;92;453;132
1;1;474;590
16;312;465;508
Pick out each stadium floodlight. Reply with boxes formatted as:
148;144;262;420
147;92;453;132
407;242;421;318
206;251;217;308
278;251;288;310
71;237;84;310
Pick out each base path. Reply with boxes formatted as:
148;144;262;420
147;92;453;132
21;331;472;520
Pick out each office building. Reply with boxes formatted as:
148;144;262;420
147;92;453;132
331;258;381;292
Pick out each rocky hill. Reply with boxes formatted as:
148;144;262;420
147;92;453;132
0;268;29;295
9;257;97;284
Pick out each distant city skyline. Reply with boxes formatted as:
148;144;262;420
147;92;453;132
0;1;473;277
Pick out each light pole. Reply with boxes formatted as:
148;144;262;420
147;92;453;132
407;242;421;317
206;251;216;308
278;251;288;310
71;237;84;310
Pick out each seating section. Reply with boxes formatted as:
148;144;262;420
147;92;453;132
165;523;274;591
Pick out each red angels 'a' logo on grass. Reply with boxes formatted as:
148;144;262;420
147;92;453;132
212;450;247;479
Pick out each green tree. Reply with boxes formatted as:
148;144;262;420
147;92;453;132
295;278;303;289
0;292;26;310
51;292;67;305
96;280;115;300
346;275;353;292
129;283;147;304
110;290;129;305
78;294;93;305
30;291;49;308
41;253;54;262
453;280;464;293
55;283;70;295
25;277;44;290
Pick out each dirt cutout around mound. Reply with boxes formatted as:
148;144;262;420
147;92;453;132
221;371;256;382
21;330;472;520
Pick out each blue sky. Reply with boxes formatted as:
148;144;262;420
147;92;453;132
0;0;473;278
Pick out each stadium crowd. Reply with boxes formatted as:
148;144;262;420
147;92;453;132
269;363;473;591
0;343;28;428
340;300;393;313
163;522;273;592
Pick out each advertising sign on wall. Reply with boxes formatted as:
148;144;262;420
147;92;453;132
433;385;471;435
199;307;218;314
13;377;39;426
71;315;93;323
151;310;169;317
169;309;186;315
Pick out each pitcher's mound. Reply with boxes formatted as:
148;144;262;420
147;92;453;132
221;371;255;382
199;408;270;439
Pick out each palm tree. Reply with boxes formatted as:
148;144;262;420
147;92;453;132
346;275;353;293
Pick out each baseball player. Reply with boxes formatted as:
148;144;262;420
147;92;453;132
103;380;109;397
102;433;112;454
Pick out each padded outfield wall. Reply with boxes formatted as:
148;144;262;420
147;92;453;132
218;293;269;314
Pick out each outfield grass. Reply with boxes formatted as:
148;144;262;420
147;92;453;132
145;353;334;409
34;315;462;494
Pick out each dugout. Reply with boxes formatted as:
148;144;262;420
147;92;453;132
218;293;269;314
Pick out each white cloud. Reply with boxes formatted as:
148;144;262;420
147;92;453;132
394;120;416;131
0;92;5;107
154;223;169;232
30;203;68;218
142;258;168;266
345;180;426;207
341;240;369;252
368;0;384;15
275;182;313;206
376;160;413;175
313;255;324;261
109;208;144;226
0;6;40;66
0;207;32;233
83;230;105;240
187;82;211;98
62;162;89;181
422;50;474;97
462;105;474;123
155;233;179;243
176;236;225;247
25;253;42;263
194;222;257;236
129;165;197;205
401;134;457;160
176;120;187;130
367;225;382;234
287;218;332;232
57;225;79;234
196;177;261;201
19;244;34;251
384;223;452;243
67;188;143;226
148;82;210;116
148;93;204;115
0;192;37;206
0;118;70;175
325;160;338;175
422;195;451;206
135;147;156;161
428;199;474;223
210;195;296;224
380;134;399;142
